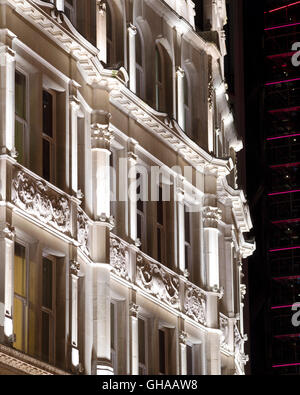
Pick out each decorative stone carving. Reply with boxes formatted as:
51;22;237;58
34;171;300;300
136;255;179;308
220;315;230;352
202;206;222;229
70;260;80;277
184;285;207;326
240;284;246;300
179;331;187;345
77;210;89;256
129;303;139;318
0;223;15;240
208;56;214;111
12;170;71;235
110;237;129;281
96;0;106;15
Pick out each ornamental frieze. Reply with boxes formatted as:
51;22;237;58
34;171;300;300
110;237;130;281
184;284;207;325
12;170;71;236
136;255;179;308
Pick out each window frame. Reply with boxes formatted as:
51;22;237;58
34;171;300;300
41;254;56;365
138;316;148;375
110;300;118;374
15;68;29;167
64;0;77;27
42;88;56;184
184;203;193;276
158;327;169;375
135;27;145;99
156;185;166;264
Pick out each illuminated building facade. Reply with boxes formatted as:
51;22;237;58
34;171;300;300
0;0;254;375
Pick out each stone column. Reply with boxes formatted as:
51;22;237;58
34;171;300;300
90;111;114;375
127;24;137;93
176;67;185;130
96;0;107;63
127;140;138;245
179;331;187;375
176;178;185;274
69;81;80;196
0;223;15;344
129;303;139;375
0;36;16;157
70;260;81;371
202;206;221;290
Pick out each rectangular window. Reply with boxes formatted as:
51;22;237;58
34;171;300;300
159;329;166;374
138;318;147;375
136;172;146;252
187;344;193;375
42;90;55;182
111;302;117;373
13;242;27;353
15;71;27;166
184;205;192;275
64;0;77;26
156;186;165;263
41;256;55;364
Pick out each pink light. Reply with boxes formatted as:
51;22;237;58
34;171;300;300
267;52;295;59
267;133;300;141
271;304;294;310
269;246;300;252
272;218;300;224
270;162;300;169
273;275;300;281
265;78;300;86
274;333;300;339
273;363;300;368
268;106;300;114
267;1;300;14
265;22;300;31
268;189;300;196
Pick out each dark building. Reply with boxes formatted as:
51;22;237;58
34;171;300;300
246;0;300;375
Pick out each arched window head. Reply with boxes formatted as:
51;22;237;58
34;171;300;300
136;29;144;99
155;44;173;116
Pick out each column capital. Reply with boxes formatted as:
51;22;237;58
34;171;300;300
0;45;15;64
128;151;138;164
179;331;187;345
202;206;222;229
176;66;185;78
70;260;81;277
96;0;107;15
127;23;137;36
69;80;81;110
91;111;113;150
0;223;15;241
129;303;139;318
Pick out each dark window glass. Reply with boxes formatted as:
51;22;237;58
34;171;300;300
159;329;166;374
41;311;50;362
107;4;112;41
138;318;145;365
136;30;142;66
42;258;53;310
157;187;164;225
15;71;26;119
185;206;190;244
187;344;193;375
111;303;115;349
43;139;51;182
185;244;190;271
43;91;53;137
137;213;142;241
157;227;161;262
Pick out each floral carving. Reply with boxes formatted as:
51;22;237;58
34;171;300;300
220;314;230;352
77;210;89;256
184;285;206;325
136;256;179;308
12;170;71;235
110;237;129;280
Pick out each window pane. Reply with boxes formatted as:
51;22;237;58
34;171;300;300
157;187;164;225
111;303;115;349
157;227;162;262
15;71;26;119
14;243;26;297
159;329;166;374
138;318;145;365
41;311;50;362
136;31;142;66
13;296;24;352
184;206;191;244
187;344;193;375
107;4;112;41
43;91;53;137
137;213;142;241
42;258;53;310
15;120;25;165
43;138;51;182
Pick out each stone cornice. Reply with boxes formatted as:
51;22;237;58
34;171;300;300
0;344;70;375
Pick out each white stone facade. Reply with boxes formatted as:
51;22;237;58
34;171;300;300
0;0;255;375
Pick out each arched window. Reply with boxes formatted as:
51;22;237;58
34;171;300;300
155;44;173;116
106;3;113;65
136;29;144;99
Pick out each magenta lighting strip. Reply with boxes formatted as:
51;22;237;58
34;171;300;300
269;246;300;253
265;78;300;86
273;362;300;368
267;133;300;141
265;1;300;14
268;106;300;114
273;275;300;281
265;22;300;31
267;52;295;59
270;162;300;168
271;304;294;310
274;333;300;339
272;218;300;224
268;189;300;196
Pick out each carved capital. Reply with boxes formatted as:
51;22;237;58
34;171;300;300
129;303;139;318
176;66;185;79
91;111;112;150
202;206;222;228
96;0;107;15
128;151;138;165
0;45;16;65
70;260;80;277
127;23;137;36
179;331;187;345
